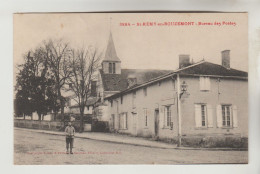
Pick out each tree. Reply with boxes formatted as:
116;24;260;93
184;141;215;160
66;46;101;132
43;39;72;120
15;49;58;120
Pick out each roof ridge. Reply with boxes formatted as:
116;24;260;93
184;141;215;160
121;68;174;71
201;61;248;73
174;60;205;73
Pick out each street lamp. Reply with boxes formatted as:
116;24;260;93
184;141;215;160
180;81;188;98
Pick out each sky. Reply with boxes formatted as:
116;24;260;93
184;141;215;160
13;13;248;73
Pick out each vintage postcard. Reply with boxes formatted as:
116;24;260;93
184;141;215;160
13;12;248;164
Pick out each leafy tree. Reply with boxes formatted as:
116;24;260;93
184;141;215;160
15;48;58;120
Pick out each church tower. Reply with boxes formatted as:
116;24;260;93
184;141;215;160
102;32;121;74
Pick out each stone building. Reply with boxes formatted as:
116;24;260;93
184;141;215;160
93;32;248;147
105;51;248;146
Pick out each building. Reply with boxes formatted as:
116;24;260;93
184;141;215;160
62;81;98;116
105;50;248;146
95;32;172;121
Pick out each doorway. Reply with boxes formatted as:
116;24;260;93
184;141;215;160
132;113;137;135
154;109;159;136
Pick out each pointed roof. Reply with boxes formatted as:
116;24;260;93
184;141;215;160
103;32;121;62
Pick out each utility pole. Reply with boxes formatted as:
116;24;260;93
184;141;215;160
177;74;182;147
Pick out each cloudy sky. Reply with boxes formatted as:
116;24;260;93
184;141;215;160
14;13;248;72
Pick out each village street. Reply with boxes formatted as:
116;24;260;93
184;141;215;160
14;128;248;164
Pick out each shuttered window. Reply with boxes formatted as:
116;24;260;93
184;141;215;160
222;105;231;127
232;105;238;127
207;105;213;128
165;106;171;127
144;108;148;127
159;107;165;128
119;113;127;129
216;104;238;128
194;104;213;128
200;77;210;91
195;104;202;127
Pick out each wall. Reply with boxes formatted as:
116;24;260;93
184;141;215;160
115;62;121;74
107;74;248;141
97;71;104;101
14;119;65;131
108;78;179;139
14;119;88;132
102;62;109;74
180;76;248;138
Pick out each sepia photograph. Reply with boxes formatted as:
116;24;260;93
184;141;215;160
13;12;248;165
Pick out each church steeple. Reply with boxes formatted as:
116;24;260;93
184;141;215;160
103;32;120;62
102;32;121;74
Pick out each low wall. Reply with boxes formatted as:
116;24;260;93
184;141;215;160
14;119;65;131
14;119;91;132
180;135;248;148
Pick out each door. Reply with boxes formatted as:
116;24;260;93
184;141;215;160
132;113;137;135
111;114;115;129
154;109;159;136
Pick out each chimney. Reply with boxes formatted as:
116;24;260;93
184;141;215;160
127;74;137;88
179;54;191;68
221;50;230;69
90;81;97;97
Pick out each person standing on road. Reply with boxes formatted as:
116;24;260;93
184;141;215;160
65;122;75;154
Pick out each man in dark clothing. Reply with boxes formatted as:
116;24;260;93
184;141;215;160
65;122;75;154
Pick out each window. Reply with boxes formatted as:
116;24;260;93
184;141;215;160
144;108;148;127
201;105;206;126
109;63;112;73
109;62;116;74
143;87;147;96
111;100;113;107
112;63;116;74
120;96;123;104
222;105;231;127
119;113;127;129
165;106;171;127
194;104;213;128
132;91;136;108
200;76;210;91
217;105;238;128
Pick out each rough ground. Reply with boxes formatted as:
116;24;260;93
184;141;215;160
14;129;248;164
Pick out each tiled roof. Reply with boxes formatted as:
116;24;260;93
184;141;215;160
100;69;173;92
105;61;248;100
176;61;248;77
